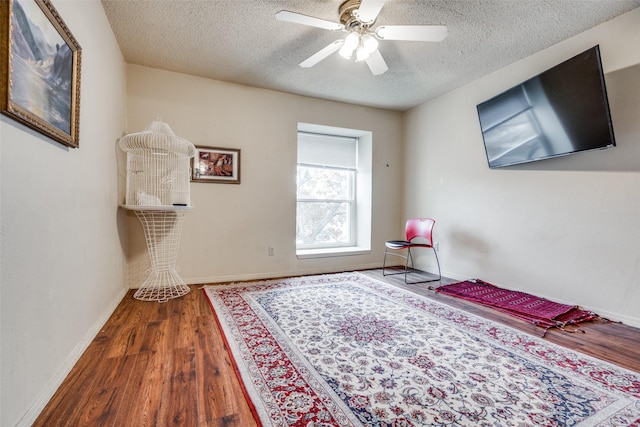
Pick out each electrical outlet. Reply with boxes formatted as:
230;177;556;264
434;242;440;251
268;246;275;256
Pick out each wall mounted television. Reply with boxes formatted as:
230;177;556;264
476;46;616;168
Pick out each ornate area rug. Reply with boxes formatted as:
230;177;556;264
203;272;640;426
434;279;599;333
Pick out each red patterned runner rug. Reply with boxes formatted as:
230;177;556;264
434;279;599;334
203;272;640;426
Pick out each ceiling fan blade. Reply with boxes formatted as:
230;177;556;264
365;49;389;76
355;0;386;24
276;10;344;31
300;40;344;68
376;25;448;42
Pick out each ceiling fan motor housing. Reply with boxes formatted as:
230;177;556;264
339;0;375;29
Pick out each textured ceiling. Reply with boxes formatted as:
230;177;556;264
101;0;640;111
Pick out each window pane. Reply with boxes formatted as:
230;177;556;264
296;201;350;246
297;166;352;200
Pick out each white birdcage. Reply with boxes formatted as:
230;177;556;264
120;120;196;207
119;120;196;302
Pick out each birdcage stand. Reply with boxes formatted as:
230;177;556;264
119;119;196;302
126;205;192;302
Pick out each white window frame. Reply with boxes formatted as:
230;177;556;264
296;163;357;249
296;123;372;259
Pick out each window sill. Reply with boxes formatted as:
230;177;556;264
296;247;371;259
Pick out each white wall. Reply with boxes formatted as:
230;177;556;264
0;1;127;425
123;65;404;285
404;8;640;326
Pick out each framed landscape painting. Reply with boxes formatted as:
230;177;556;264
192;146;241;184
1;0;82;148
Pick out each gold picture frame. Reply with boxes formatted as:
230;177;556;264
1;0;82;148
191;146;241;184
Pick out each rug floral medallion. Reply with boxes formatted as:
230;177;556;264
204;273;640;426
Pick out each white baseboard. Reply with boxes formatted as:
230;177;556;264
583;308;640;328
183;262;384;286
183;264;468;287
16;286;129;427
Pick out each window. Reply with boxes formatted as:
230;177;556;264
297;133;356;249
296;124;372;257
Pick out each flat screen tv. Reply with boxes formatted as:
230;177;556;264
476;46;615;168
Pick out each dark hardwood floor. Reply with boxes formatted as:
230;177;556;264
34;282;256;427
34;269;640;426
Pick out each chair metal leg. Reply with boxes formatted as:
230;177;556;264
404;246;441;285
383;245;441;284
404;248;413;283
433;247;442;281
383;247;410;277
382;248;389;275
382;247;394;276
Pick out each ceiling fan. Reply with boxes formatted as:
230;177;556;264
275;0;448;76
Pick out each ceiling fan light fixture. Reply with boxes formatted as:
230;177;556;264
344;31;360;50
339;31;360;59
339;44;354;59
361;33;378;53
355;44;370;62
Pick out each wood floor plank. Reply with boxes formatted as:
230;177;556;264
103;302;148;358
33;353;136;426
114;351;163;427
71;354;137;426
32;356;102;426
195;313;257;426
34;269;640;426
196;314;228;425
157;347;199;426
171;305;198;350
138;320;167;354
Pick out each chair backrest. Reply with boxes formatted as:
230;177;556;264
405;218;435;244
